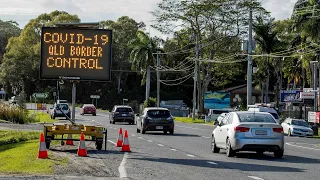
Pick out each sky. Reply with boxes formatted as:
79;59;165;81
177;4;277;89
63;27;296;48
0;0;298;39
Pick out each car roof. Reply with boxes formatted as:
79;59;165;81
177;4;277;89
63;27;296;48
83;104;95;106
145;107;169;111
114;105;132;108
235;111;272;115
288;118;305;121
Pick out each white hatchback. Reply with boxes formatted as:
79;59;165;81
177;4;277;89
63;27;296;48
211;111;284;158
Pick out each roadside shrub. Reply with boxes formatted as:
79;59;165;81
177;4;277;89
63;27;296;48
0;103;37;124
144;97;157;108
0;130;39;146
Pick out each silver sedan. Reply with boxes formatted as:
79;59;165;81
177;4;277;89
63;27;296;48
211;111;284;158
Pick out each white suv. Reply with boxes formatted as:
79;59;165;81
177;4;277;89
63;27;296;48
248;104;280;124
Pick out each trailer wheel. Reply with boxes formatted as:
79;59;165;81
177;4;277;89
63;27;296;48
45;141;51;149
96;142;103;150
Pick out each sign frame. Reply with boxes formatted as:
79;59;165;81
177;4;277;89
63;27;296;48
32;93;48;99
280;90;303;103
39;26;113;82
90;95;100;99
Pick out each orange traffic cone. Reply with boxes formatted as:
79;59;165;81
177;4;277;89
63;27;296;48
66;134;74;145
116;128;123;147
77;132;87;157
121;130;131;152
38;132;48;159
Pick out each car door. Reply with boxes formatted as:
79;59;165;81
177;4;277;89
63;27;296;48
282;119;290;134
219;113;234;148
215;113;229;147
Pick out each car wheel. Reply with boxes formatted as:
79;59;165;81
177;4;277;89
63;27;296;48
226;138;235;157
93;113;96;116
112;120;115;124
288;129;292;136
137;128;141;133
211;136;220;153
169;129;174;135
141;129;146;134
274;149;284;158
256;151;264;156
52;116;55;119
163;130;168;134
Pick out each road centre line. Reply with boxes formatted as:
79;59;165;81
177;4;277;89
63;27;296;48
131;134;136;137
286;143;320;151
248;176;264;180
147;140;153;142
138;137;144;139
207;161;218;165
157;144;164;147
186;154;195;157
119;152;129;178
107;140;116;145
170;149;177;151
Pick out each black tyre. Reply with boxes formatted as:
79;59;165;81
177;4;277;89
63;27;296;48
93;113;96;116
45;141;50;149
112;120;115;124
169;129;174;135
256;151;264;156
142;129;146;134
274;149;284;158
52;116;55;119
211;136;220;153
226;139;235;157
288;129;292;136
96;143;103;150
164;130;168;134
137;128;141;133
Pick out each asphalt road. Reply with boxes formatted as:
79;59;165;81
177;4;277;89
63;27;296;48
71;109;320;180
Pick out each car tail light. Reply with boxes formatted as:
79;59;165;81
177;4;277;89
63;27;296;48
54;109;56;113
234;126;250;132
273;127;283;133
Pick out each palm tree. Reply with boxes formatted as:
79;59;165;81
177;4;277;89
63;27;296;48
129;30;163;101
253;16;280;103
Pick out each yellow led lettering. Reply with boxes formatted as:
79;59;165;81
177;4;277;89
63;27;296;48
86;46;92;56
72;58;79;68
44;33;51;43
76;34;84;45
97;47;102;57
64;58;71;68
94;35;98;45
87;59;95;69
76;47;81;56
70;34;75;44
53;45;64;56
101;35;108;45
47;57;54;67
52;33;59;43
92;47;97;57
60;33;68;43
95;59;103;69
80;58;87;68
48;45;54;55
81;46;86;56
55;57;63;68
70;46;75;56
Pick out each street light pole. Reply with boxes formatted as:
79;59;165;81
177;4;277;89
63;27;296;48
247;6;253;109
311;61;318;112
157;51;160;107
192;34;199;120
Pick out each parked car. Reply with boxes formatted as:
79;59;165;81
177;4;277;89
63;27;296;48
110;105;134;124
211;111;284;158
281;118;313;137
136;107;174;134
56;100;68;104
215;113;229;125
50;103;71;119
80;104;96;116
47;106;53;114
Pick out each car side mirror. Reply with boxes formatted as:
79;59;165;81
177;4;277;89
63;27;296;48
136;114;140;116
287;123;291;125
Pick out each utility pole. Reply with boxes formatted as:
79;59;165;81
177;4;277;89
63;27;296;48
157;51;160;107
311;61;318;112
56;81;60;101
192;34;199;120
247;6;253;108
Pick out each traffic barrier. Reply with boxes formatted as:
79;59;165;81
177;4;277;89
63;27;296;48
66;134;74;145
77;132;87;157
116;128;123;147
121;130;131;152
38;132;48;159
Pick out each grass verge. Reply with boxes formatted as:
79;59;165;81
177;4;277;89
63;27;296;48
0;140;68;174
174;117;212;124
0;130;68;174
28;110;55;123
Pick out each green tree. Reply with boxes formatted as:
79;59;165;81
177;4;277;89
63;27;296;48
129;30;163;101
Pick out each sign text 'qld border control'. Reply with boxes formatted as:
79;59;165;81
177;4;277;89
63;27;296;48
40;26;112;81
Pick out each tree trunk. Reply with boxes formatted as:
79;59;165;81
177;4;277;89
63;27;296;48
261;83;264;103
117;72;122;94
145;66;151;101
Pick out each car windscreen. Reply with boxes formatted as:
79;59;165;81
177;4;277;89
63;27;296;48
291;120;309;127
116;108;132;113
57;104;69;110
238;113;276;123
270;112;279;119
147;110;171;118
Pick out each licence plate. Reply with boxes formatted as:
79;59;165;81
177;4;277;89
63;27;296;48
255;130;267;135
87;111;91;113
122;114;127;116
72;126;79;130
156;126;163;129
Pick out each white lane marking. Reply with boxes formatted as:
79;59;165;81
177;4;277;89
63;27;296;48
170;149;177;151
118;152;129;178
286;143;320;151
207;161;218;165
157;144;164;147
176;125;205;131
147;140;153;142
186;154;195;157
131;134;136;137
107;140;116;145
248;176;264;180
138;137;144;139
202;136;210;139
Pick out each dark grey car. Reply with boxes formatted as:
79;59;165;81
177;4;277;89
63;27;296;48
110;105;135;125
136;107;174;134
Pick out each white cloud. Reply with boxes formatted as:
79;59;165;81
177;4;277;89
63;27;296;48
0;0;297;39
